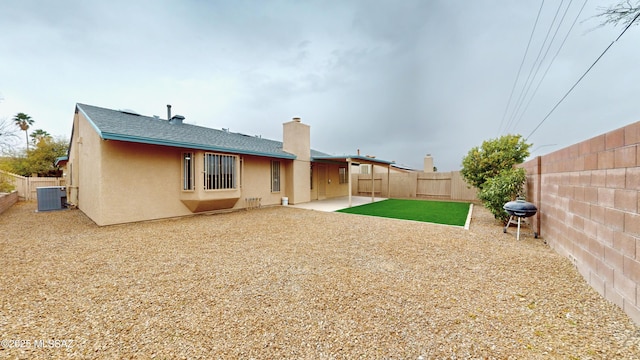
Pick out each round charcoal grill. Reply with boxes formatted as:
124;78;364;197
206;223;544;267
503;199;538;240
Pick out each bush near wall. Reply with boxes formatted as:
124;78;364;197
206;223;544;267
0;172;15;193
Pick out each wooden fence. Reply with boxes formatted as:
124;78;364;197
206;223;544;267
352;170;478;202
1;171;65;201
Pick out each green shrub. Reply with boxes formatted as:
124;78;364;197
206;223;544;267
461;134;531;190
477;167;526;223
0;173;15;193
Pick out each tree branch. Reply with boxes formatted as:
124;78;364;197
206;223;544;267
596;0;640;27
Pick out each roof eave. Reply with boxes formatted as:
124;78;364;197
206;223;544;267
312;155;394;165
76;104;104;138
54;156;69;167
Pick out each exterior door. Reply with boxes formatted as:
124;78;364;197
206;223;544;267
318;165;327;200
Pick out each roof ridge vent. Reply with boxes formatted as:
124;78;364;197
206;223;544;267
120;109;140;116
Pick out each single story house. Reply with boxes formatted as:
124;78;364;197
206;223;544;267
62;103;393;226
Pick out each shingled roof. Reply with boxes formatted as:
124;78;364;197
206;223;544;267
76;103;330;159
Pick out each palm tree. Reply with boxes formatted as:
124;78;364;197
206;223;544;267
12;112;34;150
29;129;51;145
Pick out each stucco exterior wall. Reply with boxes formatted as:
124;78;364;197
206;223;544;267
282;119;311;204
67;113;298;225
310;163;319;200
286;160;311;204
324;164;350;198
88;143;297;225
98;140;193;225
66;112;361;225
521;121;640;325
69;111;104;224
309;163;350;200
240;155;288;207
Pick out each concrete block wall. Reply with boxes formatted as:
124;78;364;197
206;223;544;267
0;191;18;215
521;121;640;324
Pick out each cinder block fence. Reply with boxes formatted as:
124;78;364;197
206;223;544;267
521;121;640;325
0;191;18;215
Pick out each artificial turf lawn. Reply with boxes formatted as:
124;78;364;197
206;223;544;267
336;198;470;226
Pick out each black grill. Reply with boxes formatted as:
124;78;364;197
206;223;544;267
503;199;538;240
503;199;537;218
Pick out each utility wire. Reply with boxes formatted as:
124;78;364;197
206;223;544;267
498;0;545;135
510;0;587;133
525;10;640;140
507;0;574;133
504;0;566;134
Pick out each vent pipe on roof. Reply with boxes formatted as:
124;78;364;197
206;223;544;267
169;115;185;125
167;104;172;121
293;117;301;123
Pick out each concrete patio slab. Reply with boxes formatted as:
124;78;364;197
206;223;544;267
289;196;387;212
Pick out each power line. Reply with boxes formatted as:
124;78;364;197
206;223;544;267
504;0;566;134
510;0;587;133
497;0;545;135
525;10;640;140
507;0;575;133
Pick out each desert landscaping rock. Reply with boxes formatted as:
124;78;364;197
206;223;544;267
1;201;639;358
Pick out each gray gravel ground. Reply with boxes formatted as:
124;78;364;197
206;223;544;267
1;201;639;359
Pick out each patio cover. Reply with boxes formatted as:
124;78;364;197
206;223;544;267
311;155;394;207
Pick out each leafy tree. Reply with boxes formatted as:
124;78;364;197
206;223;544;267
461;134;531;190
12;112;34;150
29;129;51;144
477;168;527;223
596;1;640;28
461;134;532;223
0;171;15;192
1;137;68;177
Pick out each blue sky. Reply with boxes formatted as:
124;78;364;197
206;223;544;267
1;0;639;170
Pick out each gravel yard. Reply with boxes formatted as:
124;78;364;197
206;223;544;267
1;201;639;359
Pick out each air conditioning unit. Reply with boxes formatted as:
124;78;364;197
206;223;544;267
36;186;67;212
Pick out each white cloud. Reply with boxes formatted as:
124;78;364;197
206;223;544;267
1;0;638;170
